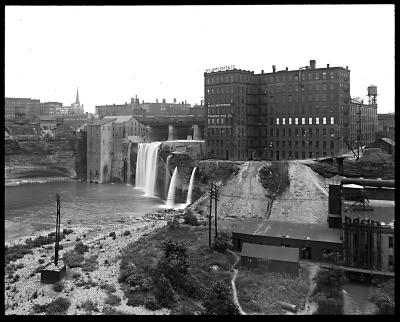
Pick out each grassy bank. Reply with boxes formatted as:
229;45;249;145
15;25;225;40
235;264;309;314
117;220;237;314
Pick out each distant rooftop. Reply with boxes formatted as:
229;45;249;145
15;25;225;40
88;118;116;126
232;219;342;244
103;115;134;123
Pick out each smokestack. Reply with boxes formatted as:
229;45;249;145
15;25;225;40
156;99;158;103
173;98;176;103
310;60;316;69
285;67;288;71
346;66;348;70
327;64;330;68
162;98;166;104
272;65;276;73
261;70;264;74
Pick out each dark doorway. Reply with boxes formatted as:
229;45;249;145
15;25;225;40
301;246;311;260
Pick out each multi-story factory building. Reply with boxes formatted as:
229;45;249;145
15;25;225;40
5;97;41;123
204;60;377;161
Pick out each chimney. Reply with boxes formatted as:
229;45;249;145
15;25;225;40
162;98;166;104
173;98;176;103
272;65;276;73
327;64;330;68
285;67;288;71
346;66;348;70
261;70;264;74
310;60;316;69
156;99;158;103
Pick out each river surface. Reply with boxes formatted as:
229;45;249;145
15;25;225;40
5;181;164;242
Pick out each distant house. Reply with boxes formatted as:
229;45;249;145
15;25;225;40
34;115;64;130
240;243;300;276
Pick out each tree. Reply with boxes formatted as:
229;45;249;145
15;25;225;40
202;281;240;315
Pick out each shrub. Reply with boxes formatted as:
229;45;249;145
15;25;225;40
45;297;71;315
72;271;81;279
38;259;45;264
35;265;44;273
105;294;121;306
82;255;98;272
126;291;147;307
167;217;180;230
213;231;233;253
102;305;128;315
81;300;99;314
63;228;74;235
16;263;24;269
144;295;161;311
63;250;84;268
153;273;176;308
31;290;38;299
109;232;116;238
373;294;394;315
184;210;199;226
100;283;116;294
118;263;137;284
53;281;64;292
123;230;131;236
74;241;89;255
5;244;33;265
202;281;240;315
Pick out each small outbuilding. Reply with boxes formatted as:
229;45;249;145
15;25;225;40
240;243;299;276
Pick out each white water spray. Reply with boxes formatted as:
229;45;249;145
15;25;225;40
126;142;131;185
164;155;172;198
185;167;197;205
166;167;178;208
135;142;162;197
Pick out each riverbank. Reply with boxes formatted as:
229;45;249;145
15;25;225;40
4;218;170;315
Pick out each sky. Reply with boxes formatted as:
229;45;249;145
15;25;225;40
5;5;395;114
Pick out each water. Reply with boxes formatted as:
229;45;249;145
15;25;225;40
166;167;178;208
342;282;377;314
135;142;162;197
126;142;131;185
4;181;164;243
186;167;197;206
164;155;172;198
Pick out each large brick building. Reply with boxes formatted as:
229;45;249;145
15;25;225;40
5;97;41;123
204;60;377;161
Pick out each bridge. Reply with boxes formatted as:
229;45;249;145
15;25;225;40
134;115;205;141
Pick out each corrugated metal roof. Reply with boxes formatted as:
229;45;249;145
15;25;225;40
241;243;299;262
232;219;342;244
88;118;116;126
103;115;134;123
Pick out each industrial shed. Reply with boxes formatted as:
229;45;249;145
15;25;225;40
240;243;300;276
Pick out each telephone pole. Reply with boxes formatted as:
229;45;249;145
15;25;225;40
212;183;219;238
208;183;219;248
54;194;61;266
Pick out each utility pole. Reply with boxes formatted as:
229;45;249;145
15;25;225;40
211;183;219;238
208;183;213;248
54;194;61;266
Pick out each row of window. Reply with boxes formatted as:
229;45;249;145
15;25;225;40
277;117;334;125
205;70;345;85
208;138;334;149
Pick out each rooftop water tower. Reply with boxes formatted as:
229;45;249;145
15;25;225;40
367;84;377;106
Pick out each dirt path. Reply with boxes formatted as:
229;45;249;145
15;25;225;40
227;250;247;315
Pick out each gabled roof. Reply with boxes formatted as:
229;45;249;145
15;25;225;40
381;138;395;146
103;115;134;123
88;118;116;126
241;243;299;262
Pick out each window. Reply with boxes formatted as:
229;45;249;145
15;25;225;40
276;118;279;125
330;83;334;90
289;118;292;125
309;128;312;136
308;73;312;80
330;141;334;149
309;152;313;158
302;117;305;125
388;255;394;267
283;140;286;147
316;141;319;148
323;141;327;149
316;128;320;135
330;117;334;124
295;86;298;92
323;128;327;136
270;129;274;136
389;236;394;248
302;141;305;148
302;128;306;136
288;128;292;136
322;72;326;79
295;141;298;147
289;95;292;102
316;73;319;80
295;151;299;159
323;117;327;124
308;95;312;101
282;118;286;125
316;117;320;125
309;117;312;124
276;129;279;137
276;141;279;147
330;71;334;79
295;118;298;125
302;152;306;159
295;128;299;136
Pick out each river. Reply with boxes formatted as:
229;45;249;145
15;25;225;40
5;181;164;243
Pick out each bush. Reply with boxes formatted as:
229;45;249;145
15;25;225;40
109;232;116;238
104;294;121;306
74;241;89;254
31;290;38;299
81;300;99;314
63;250;84;268
202;281;240;315
72;271;81;279
144;295;161;311
153;273;176;308
16;263;24;269
46;297;71;315
82;255;98;272
53;281;64;292
5;244;33;265
167;217;180;230
123;230;131;236
100;283;116;293
38;258;45;264
63;228;74;235
102;305;128;315
213;231;233;253
126;291;147;307
373;294;394;315
184;210;199;226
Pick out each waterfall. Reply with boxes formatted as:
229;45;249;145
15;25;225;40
126;142;132;185
164;155;172;199
186;167;197;205
135;142;162;197
166;167;178;208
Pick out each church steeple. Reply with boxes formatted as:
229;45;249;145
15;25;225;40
75;88;80;105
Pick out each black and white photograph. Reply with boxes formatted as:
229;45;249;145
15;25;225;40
4;4;394;315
